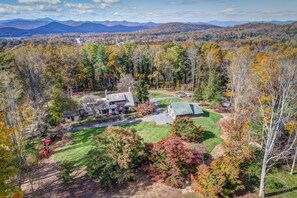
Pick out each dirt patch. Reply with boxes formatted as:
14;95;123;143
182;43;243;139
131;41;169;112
52;133;74;149
23;164;196;198
210;143;225;159
22;133;197;198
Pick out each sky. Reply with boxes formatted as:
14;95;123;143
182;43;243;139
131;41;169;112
0;0;296;22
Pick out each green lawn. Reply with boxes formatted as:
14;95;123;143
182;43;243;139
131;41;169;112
193;110;223;152
94;93;106;98
54;110;222;167
149;92;172;99
54;121;170;167
157;98;183;110
265;169;297;198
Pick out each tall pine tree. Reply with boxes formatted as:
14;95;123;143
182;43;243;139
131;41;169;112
135;77;149;104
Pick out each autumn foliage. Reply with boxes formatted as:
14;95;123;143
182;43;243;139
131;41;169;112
192;156;244;198
86;126;145;189
170;117;204;141
0;115;19;197
147;136;202;187
134;101;155;116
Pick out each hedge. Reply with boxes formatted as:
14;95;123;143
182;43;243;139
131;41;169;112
72;116;122;127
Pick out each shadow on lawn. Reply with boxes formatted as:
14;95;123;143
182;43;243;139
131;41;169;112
266;187;297;197
202;110;210;117
200;130;216;141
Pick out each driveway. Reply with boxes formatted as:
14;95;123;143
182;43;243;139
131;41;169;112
67;97;175;132
142;111;173;125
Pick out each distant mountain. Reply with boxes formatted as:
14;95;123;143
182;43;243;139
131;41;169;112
207;20;295;27
0;18;55;30
143;22;220;34
0;27;29;37
0;22;149;37
31;22;74;34
208;20;250;27
0;18;159;31
98;20;159;28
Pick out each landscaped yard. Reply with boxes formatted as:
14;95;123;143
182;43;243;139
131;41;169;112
265;169;297;198
193;110;223;152
54;109;223;167
54;121;170;167
149;91;172;99
157;98;183;110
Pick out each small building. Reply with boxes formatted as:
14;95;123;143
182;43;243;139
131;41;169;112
167;101;204;119
64;112;80;123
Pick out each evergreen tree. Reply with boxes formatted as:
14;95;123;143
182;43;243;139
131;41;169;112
135;77;149;104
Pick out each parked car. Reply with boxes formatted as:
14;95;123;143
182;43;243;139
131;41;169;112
186;93;193;97
177;93;187;98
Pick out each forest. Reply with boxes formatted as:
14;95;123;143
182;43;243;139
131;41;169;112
0;25;297;197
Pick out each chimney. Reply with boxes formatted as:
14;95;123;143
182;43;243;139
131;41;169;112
128;87;131;92
105;89;108;98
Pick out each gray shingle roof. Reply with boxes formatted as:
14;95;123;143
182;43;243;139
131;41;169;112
106;92;136;106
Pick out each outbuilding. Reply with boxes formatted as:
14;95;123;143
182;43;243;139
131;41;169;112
167;101;204;119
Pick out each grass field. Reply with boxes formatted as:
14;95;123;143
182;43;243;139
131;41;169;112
94;93;106;98
54;109;222;167
157;98;183;110
149;92;172;99
193;110;223;152
54;121;170;167
265;169;297;198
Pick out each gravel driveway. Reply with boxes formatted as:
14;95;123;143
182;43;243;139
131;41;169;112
67;97;175;132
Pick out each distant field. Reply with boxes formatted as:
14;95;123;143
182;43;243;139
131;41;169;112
157;98;183;110
149;92;172;99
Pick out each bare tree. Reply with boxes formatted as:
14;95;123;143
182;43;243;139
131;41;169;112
227;48;255;122
117;74;136;92
187;46;198;92
254;54;297;197
291;147;297;175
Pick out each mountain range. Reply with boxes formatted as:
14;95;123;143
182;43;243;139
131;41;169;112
0;18;295;37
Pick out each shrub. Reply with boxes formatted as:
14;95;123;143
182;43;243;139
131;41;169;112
213;105;230;113
148;136;202;187
123;112;140;119
73;116;121;127
192;156;244;197
58;161;75;186
86;126;145;189
170;117;204;141
134;102;155;116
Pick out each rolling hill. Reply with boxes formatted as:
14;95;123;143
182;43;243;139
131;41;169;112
142;22;220;34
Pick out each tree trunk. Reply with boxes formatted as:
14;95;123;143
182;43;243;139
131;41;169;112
259;153;268;197
291;147;297;175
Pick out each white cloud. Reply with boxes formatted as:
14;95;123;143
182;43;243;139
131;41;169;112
220;7;240;15
18;0;61;5
92;0;120;8
64;2;93;10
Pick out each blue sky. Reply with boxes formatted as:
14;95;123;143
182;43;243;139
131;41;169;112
0;0;296;22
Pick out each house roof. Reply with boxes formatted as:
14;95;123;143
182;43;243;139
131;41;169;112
106;92;136;106
190;103;204;115
170;101;203;116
